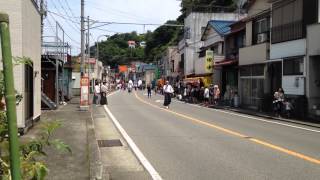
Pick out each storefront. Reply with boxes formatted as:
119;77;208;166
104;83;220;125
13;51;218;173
239;64;265;110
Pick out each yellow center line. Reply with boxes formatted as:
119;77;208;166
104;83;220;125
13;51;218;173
134;92;320;165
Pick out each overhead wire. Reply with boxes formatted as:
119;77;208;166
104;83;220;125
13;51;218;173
47;12;81;46
50;0;80;33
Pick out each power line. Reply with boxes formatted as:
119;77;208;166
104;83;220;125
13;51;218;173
86;2;157;23
62;0;78;20
50;0;80;32
91;21;184;28
48;12;81;45
47;10;80;24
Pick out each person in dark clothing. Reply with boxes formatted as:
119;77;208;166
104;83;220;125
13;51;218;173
147;84;152;98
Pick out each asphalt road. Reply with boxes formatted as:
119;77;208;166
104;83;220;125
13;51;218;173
107;90;320;180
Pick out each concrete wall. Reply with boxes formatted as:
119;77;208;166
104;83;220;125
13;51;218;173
245;21;252;46
270;39;306;59
0;0;41;128
71;72;81;96
307;23;320;56
239;43;269;65
22;0;41;120
248;0;270;17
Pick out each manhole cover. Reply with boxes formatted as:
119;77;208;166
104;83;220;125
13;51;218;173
97;139;122;147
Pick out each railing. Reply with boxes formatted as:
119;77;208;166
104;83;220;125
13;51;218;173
271;20;304;44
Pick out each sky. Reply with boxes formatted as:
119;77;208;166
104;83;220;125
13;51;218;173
44;0;182;55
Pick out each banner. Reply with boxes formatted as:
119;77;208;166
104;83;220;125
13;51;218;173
205;50;214;73
80;76;89;106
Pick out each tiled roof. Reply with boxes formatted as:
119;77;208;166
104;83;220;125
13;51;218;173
208;20;235;36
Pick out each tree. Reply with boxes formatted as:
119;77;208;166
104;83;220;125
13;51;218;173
144;20;183;63
90;32;146;68
180;0;238;20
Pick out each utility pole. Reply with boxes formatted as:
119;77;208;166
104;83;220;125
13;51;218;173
80;0;89;110
80;0;85;77
40;0;44;45
0;12;22;180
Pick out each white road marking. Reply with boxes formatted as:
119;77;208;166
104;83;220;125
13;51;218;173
103;105;162;180
152;94;320;133
155;100;162;103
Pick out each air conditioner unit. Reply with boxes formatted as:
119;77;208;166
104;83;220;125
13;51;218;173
257;33;267;43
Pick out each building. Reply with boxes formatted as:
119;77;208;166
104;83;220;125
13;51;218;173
178;12;244;78
0;0;41;131
221;20;246;103
200;20;237;91
160;46;181;81
239;0;271;111
269;0;320;119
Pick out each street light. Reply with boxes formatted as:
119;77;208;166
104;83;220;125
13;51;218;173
96;34;110;61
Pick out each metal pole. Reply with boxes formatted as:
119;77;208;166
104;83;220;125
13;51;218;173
80;0;85;77
0;13;22;180
55;22;59;105
40;0;44;45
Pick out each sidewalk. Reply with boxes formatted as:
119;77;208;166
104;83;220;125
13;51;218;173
22;97;99;180
91;105;151;180
22;96;152;180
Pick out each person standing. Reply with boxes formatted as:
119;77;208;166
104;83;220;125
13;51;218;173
128;79;133;93
94;81;101;106
163;81;174;109
204;86;210;107
273;87;285;117
213;85;220;105
147;84;152;98
100;82;108;105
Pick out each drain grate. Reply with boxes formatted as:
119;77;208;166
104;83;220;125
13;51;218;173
97;139;122;147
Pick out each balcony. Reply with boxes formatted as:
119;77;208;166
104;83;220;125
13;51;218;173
307;23;320;56
239;43;269;65
271;20;304;44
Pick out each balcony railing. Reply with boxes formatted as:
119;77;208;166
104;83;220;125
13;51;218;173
271;20;304;44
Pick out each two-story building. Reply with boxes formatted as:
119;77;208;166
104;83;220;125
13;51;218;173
0;0;41;132
269;0;320;119
239;0;271;110
200;20;238;94
178;12;243;78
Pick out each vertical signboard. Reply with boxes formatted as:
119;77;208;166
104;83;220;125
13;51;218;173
205;50;214;73
80;76;89;106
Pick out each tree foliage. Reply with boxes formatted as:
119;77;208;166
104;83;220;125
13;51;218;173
144;20;183;63
90;31;146;68
180;0;238;20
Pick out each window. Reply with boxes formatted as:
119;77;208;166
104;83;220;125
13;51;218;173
240;64;265;77
283;57;304;75
253;18;270;44
184;27;191;39
271;0;303;43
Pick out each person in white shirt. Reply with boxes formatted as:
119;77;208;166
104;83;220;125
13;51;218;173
163;81;174;109
100;82;108;105
128;79;133;93
204;86;210;106
94;82;101;106
138;79;143;90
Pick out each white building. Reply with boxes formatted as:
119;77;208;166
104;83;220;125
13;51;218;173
0;0;41;131
178;12;244;77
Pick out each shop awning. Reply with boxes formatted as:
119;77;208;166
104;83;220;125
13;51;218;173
215;59;238;66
